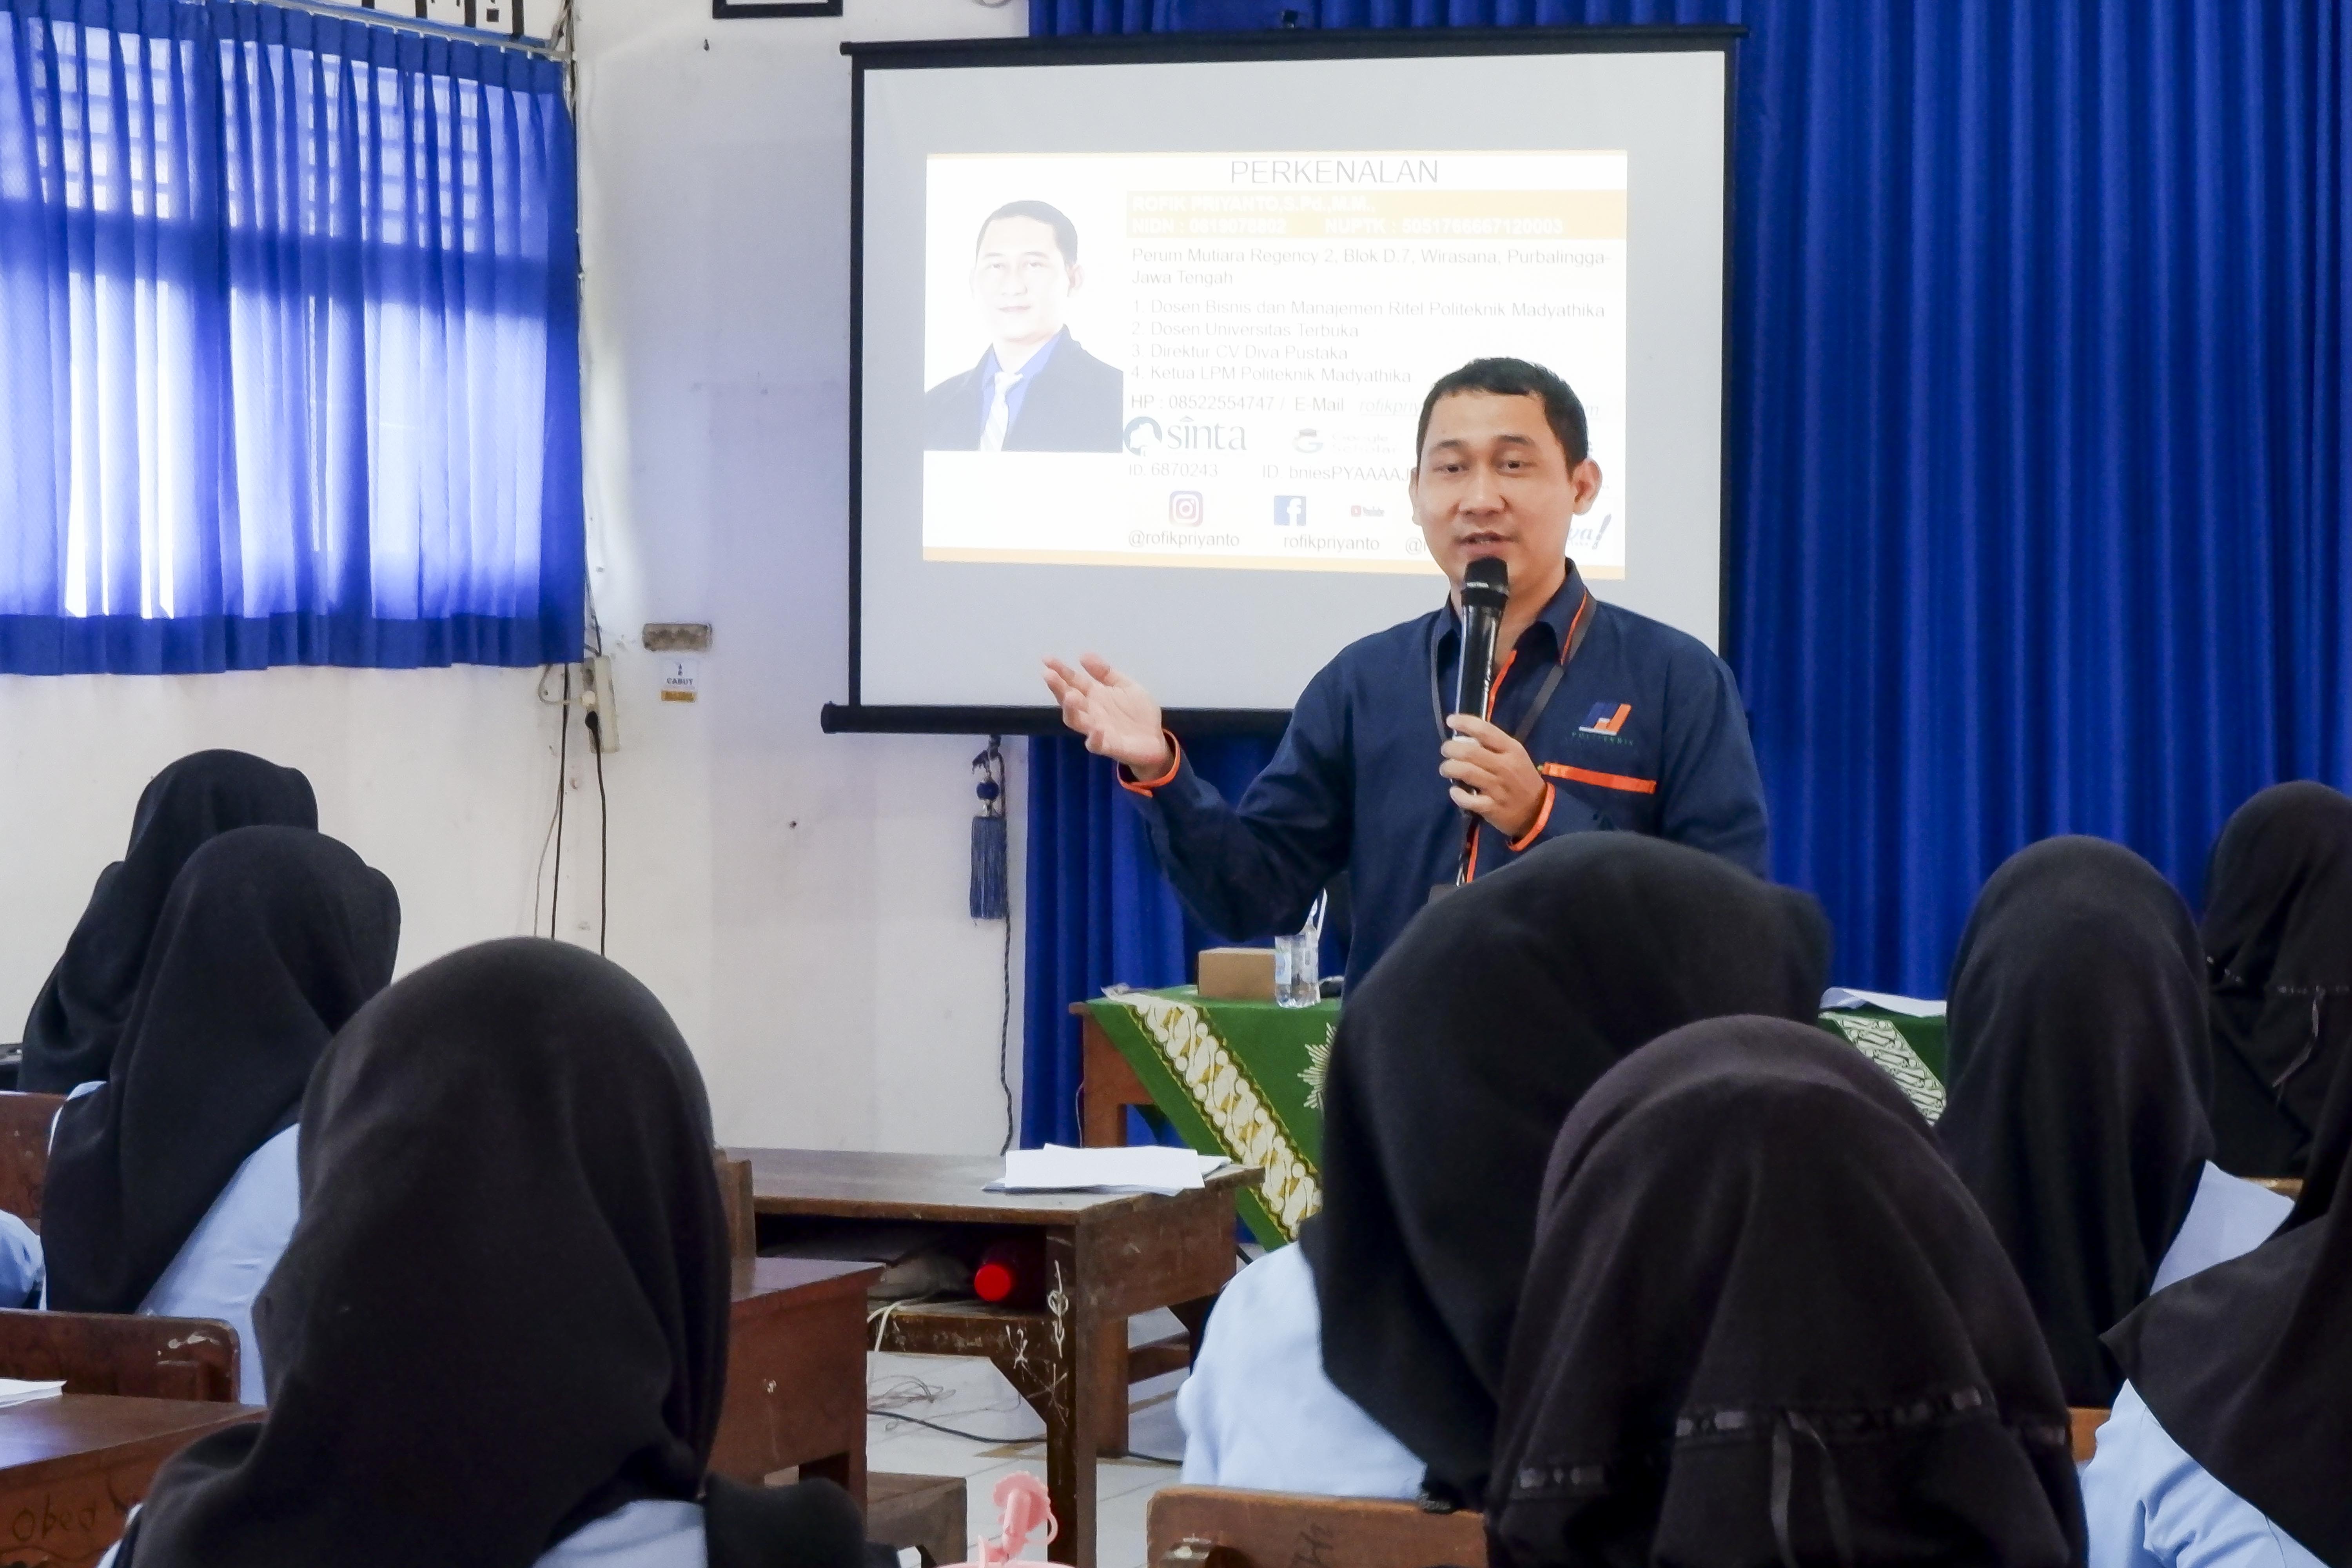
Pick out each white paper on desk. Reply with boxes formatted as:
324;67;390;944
997;1145;1223;1196
1820;987;1946;1019
0;1378;64;1408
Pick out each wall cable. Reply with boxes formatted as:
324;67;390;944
530;667;562;938
551;663;570;936
586;711;609;955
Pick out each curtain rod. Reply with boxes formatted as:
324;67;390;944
243;0;569;61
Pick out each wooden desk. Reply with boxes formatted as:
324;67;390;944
731;1149;1260;1568
1147;1487;1487;1568
713;1257;878;1506
0;1395;259;1568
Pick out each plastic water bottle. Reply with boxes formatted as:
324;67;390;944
1274;892;1326;1008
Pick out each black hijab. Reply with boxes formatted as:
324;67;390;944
2200;780;2352;1178
1490;1018;2085;1568
42;826;399;1314
113;938;865;1568
1303;834;1831;1506
2106;1021;2352;1565
1938;836;2212;1408
20;750;318;1094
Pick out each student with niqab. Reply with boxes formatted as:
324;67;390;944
19;750;318;1094
40;827;399;1400
1940;837;2288;1410
2087;1027;2352;1567
1489;1018;2085;1568
2200;780;2352;1178
100;938;871;1568
1177;835;1831;1506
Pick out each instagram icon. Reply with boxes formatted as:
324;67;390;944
1168;491;1205;525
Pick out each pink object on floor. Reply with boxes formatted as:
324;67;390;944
955;1472;1057;1568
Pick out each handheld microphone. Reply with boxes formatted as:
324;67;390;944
1452;557;1511;722
1451;558;1511;884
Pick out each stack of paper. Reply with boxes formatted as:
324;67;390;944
1820;987;1947;1018
996;1145;1230;1196
0;1379;64;1409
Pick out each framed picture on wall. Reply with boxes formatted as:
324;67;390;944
711;0;839;16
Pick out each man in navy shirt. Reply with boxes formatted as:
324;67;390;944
1044;358;1768;990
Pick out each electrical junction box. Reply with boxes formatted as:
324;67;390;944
643;623;712;652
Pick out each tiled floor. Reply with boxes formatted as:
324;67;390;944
866;1310;1191;1568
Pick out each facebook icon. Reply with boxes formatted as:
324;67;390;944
1273;495;1307;528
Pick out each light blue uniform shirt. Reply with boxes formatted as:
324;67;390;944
1177;1242;1426;1497
100;1497;706;1567
137;1124;301;1406
2148;1163;2292;1293
0;1212;42;1307
2083;1384;2323;1568
537;1499;706;1567
2079;1163;2311;1568
28;1095;303;1406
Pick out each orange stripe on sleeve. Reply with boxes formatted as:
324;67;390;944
1539;762;1659;795
1507;782;1556;852
1118;732;1183;797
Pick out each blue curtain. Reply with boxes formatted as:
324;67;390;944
1023;0;2352;1138
0;0;582;672
1024;734;1277;1147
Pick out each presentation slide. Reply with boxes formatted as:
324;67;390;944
920;151;1628;579
851;42;1728;715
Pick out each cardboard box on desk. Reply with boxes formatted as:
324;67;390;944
1197;947;1275;1002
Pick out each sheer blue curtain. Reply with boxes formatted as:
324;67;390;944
1022;0;2352;1142
0;0;582;672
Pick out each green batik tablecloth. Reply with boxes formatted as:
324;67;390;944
1085;988;1949;1249
1816;1007;1947;1121
1085;987;1334;1249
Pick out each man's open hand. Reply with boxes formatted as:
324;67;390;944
1442;715;1548;842
1044;655;1174;777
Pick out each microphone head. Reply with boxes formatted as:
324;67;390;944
1460;555;1510;613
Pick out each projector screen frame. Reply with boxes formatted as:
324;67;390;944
824;24;1744;739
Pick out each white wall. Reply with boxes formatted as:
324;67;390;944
0;0;1034;1154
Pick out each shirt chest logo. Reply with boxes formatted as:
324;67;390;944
1577;701;1633;736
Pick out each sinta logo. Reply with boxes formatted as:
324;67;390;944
1124;416;1249;456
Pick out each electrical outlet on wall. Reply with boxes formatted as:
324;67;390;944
580;656;621;752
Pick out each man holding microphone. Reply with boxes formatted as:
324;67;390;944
1044;358;1768;990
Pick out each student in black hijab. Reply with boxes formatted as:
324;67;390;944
1490;1018;2085;1568
105;938;867;1568
1940;837;2287;1410
20;750;318;1093
41;826;399;1401
2199;780;2352;1179
1179;835;1831;1508
2091;1029;2352;1566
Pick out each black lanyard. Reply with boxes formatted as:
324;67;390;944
1426;577;1593;748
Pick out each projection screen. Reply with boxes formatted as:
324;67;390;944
829;29;1734;733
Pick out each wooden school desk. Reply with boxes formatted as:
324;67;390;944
711;1257;880;1504
0;1395;259;1568
728;1149;1262;1568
